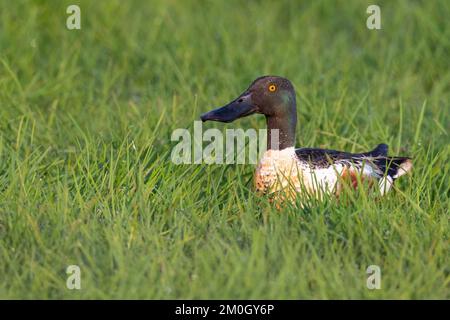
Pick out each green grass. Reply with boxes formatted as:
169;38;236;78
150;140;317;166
0;0;449;299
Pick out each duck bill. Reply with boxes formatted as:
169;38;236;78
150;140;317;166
200;93;257;123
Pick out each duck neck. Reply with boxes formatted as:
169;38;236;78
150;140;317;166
266;112;297;150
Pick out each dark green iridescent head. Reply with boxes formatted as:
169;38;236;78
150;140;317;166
200;76;297;150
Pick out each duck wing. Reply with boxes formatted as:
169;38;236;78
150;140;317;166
295;143;411;179
295;144;386;168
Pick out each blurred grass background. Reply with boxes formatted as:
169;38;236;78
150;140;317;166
0;0;448;298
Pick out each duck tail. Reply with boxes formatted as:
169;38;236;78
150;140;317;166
362;144;412;178
374;156;413;179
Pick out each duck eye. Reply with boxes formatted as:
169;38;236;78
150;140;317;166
268;84;277;92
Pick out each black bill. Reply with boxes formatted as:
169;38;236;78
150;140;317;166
200;92;257;123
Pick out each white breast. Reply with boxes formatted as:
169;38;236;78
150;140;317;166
255;148;346;199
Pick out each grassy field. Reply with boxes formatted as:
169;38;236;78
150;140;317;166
0;0;448;299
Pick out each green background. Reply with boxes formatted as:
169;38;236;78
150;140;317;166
0;0;448;298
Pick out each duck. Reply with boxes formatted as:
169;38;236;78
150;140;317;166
200;76;412;204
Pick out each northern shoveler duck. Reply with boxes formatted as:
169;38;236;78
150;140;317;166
200;76;412;204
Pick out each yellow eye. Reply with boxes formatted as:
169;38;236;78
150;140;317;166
268;84;277;92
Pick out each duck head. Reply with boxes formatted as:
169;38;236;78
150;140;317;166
200;76;297;150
